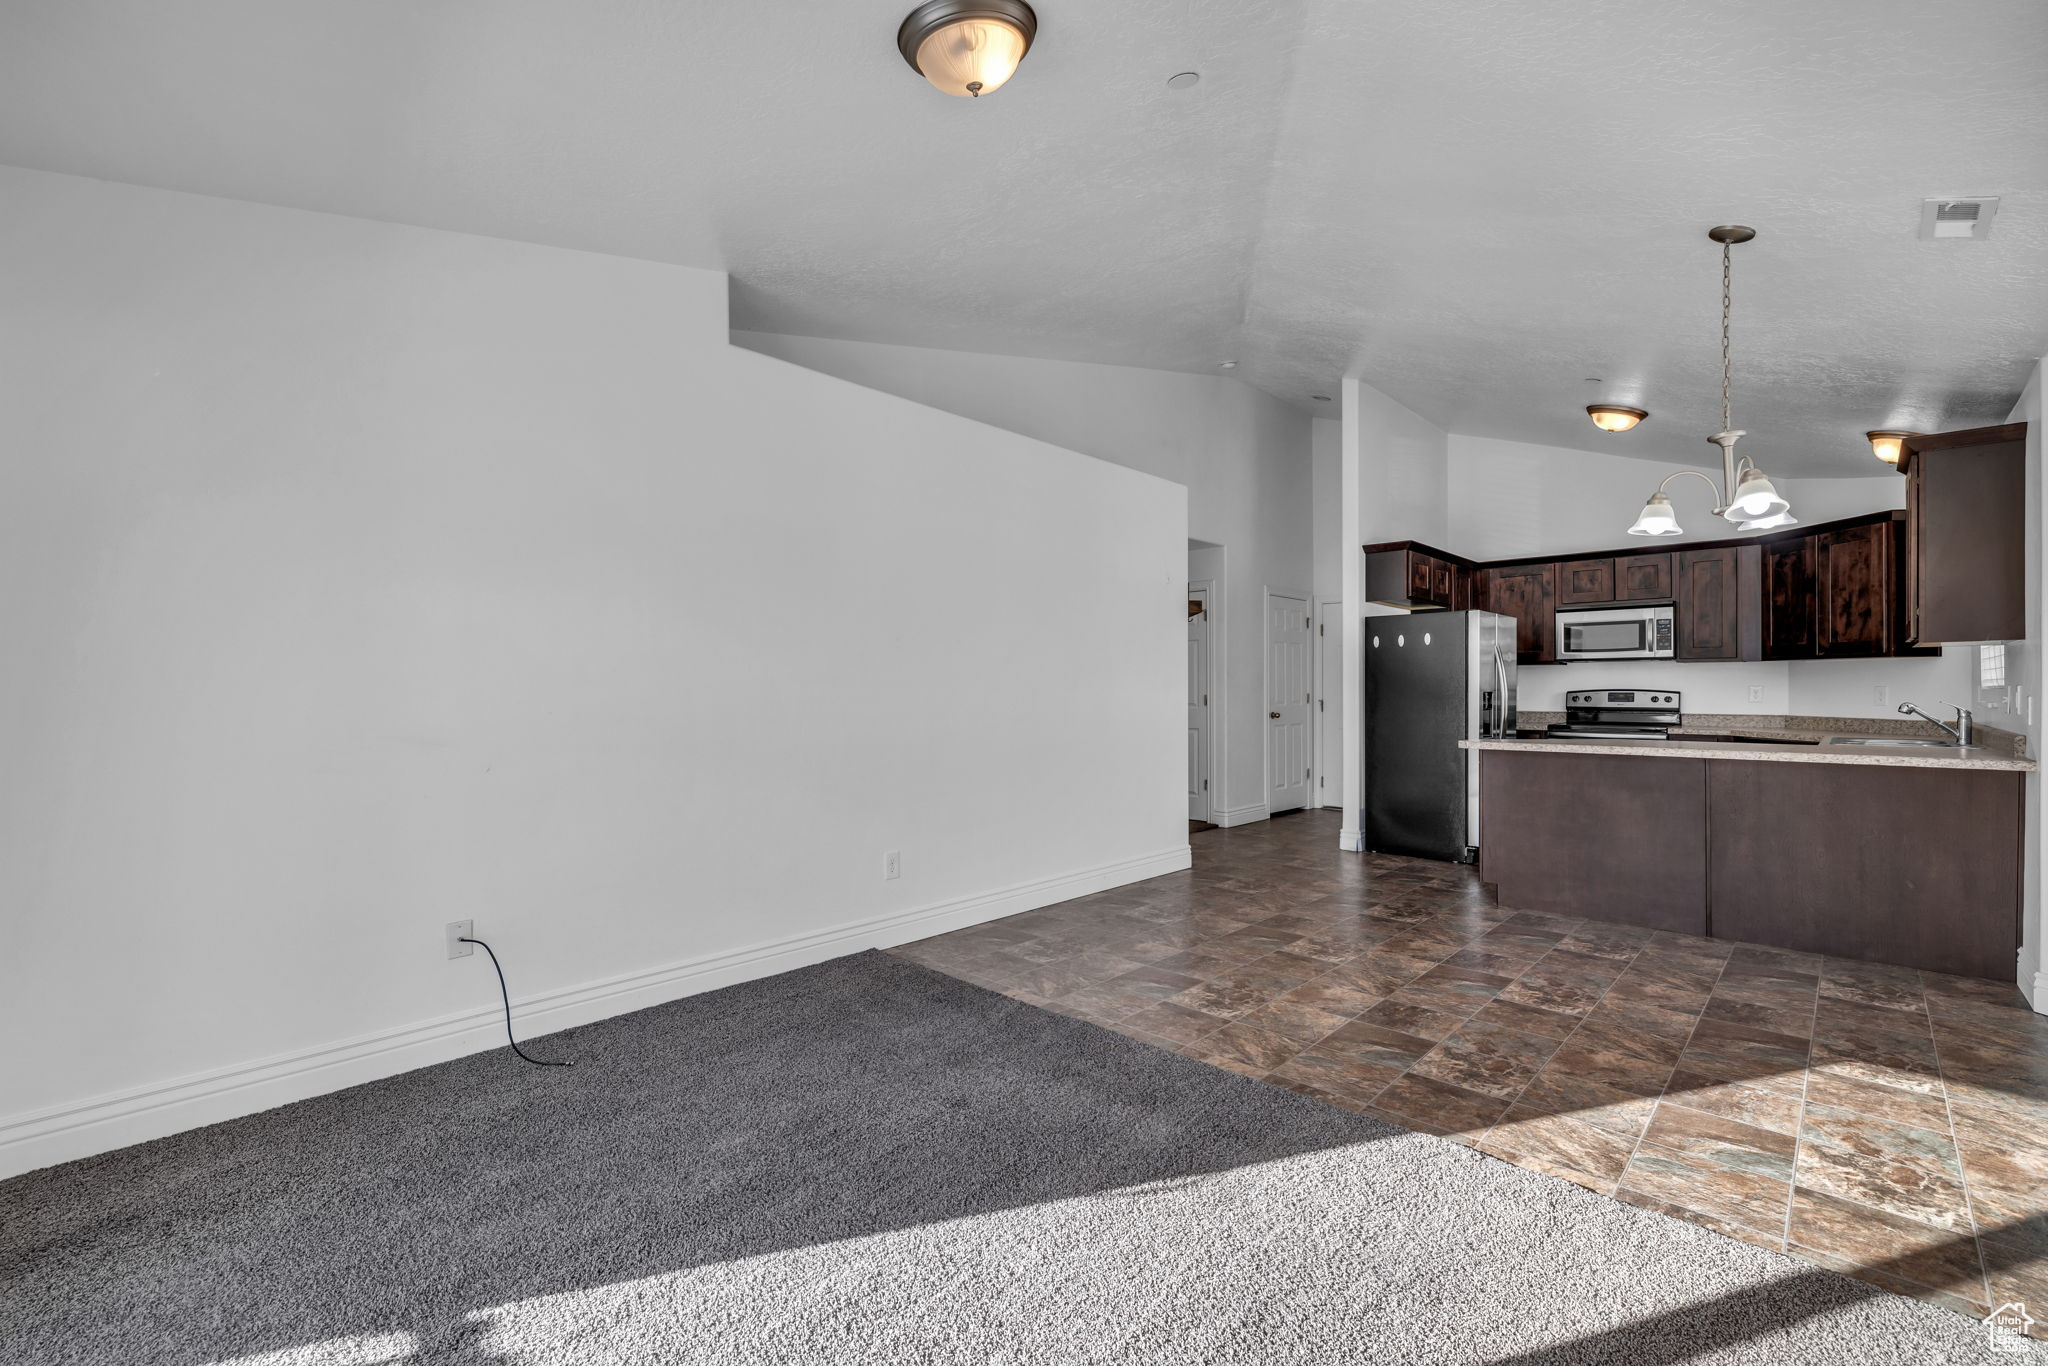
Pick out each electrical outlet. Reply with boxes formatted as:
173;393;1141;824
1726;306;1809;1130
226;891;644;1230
883;851;902;880
446;919;474;959
1874;685;1890;707
1746;684;1763;703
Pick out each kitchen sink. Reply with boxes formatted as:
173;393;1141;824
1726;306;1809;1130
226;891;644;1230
1823;736;1977;749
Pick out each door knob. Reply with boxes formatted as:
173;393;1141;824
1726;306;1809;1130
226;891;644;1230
1269;711;1282;718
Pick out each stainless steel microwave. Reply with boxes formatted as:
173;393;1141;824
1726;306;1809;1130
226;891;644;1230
1556;603;1675;661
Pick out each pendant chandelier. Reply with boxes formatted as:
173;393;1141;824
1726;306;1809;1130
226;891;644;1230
1627;226;1796;537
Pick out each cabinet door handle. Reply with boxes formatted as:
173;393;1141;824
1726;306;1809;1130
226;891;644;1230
1270;711;1282;719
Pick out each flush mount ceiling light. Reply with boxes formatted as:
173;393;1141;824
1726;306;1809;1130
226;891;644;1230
1587;404;1648;433
1866;430;1918;466
898;0;1037;98
1627;226;1797;538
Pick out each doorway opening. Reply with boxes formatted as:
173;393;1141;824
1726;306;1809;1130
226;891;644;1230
1187;580;1214;827
1265;587;1312;817
1314;597;1342;809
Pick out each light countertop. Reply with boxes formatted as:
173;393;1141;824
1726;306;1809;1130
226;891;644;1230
1460;734;2034;772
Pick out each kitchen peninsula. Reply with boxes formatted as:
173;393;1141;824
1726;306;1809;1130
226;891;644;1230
1462;730;2031;981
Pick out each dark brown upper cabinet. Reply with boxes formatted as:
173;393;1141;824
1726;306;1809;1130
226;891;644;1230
1615;552;1675;602
1762;535;1819;660
1675;545;1760;662
1556;557;1616;605
1366;499;1970;667
1364;543;1461;611
1816;521;1893;657
1480;562;1557;663
1409;551;1436;603
1901;423;2027;645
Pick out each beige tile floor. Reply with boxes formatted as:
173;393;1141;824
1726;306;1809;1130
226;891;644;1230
891;810;2048;1335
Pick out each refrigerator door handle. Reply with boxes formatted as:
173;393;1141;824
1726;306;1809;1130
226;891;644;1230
1492;647;1510;737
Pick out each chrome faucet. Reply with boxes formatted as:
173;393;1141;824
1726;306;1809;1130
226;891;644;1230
1898;700;1975;747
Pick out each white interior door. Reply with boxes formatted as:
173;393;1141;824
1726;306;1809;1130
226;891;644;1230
1267;592;1311;815
1188;587;1211;820
1315;598;1343;808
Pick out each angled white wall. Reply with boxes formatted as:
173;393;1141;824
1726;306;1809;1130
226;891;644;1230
0;169;1188;1176
732;332;1313;827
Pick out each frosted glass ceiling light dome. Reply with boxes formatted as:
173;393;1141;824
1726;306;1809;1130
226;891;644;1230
1866;430;1916;466
1623;226;1797;538
1627;492;1682;537
898;0;1037;98
1587;405;1648;433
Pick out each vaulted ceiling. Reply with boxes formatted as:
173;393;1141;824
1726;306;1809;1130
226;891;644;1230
3;0;2044;475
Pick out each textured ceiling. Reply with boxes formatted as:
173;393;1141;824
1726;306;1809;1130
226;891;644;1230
1;0;2044;475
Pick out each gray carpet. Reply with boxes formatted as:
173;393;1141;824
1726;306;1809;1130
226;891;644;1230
2;951;2038;1365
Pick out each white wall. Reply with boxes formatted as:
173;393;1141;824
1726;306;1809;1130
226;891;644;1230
732;332;1312;827
1445;434;1972;718
0;168;1189;1177
1357;386;1451;547
1311;417;1342;601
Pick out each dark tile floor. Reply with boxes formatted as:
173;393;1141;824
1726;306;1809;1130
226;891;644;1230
890;810;2048;1335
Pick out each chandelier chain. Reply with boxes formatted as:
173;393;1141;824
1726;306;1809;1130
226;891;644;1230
1720;242;1733;433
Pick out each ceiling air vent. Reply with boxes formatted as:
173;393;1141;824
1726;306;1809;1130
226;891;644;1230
1919;197;2000;240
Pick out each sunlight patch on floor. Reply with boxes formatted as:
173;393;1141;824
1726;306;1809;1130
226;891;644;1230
212;1331;417;1366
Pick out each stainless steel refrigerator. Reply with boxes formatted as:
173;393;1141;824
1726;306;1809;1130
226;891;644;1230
1363;610;1519;863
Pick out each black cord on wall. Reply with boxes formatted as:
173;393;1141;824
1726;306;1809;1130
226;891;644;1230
460;937;574;1068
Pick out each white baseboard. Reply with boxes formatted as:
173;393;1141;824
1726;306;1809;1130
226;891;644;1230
2028;970;2047;1015
1338;827;1365;851
1214;803;1269;828
0;843;1191;1181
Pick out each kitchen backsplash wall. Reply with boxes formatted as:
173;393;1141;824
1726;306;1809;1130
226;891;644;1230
1518;651;1978;720
1789;649;1979;721
1517;660;1790;715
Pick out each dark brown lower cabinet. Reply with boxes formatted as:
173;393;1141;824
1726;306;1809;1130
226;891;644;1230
1479;751;1707;934
1707;761;2021;981
1477;750;2023;981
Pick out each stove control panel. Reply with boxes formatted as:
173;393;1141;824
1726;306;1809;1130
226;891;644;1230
1566;690;1681;710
